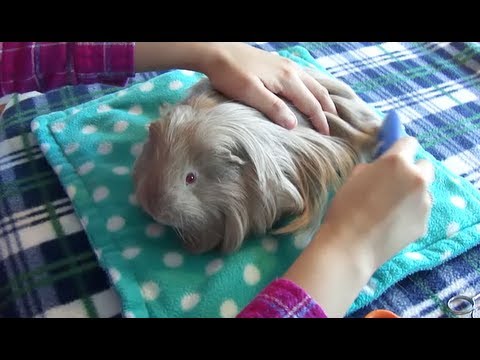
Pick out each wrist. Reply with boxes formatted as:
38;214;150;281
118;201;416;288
311;222;377;283
190;42;233;76
283;223;376;317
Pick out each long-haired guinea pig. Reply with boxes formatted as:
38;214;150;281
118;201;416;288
133;69;382;254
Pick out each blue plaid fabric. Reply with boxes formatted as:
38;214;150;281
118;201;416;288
1;43;479;318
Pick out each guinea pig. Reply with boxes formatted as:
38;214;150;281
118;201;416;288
133;69;382;254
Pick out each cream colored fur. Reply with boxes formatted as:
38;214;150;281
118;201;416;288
133;70;381;254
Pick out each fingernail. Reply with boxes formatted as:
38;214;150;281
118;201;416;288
282;111;297;129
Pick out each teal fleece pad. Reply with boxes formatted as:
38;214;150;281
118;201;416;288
33;46;480;317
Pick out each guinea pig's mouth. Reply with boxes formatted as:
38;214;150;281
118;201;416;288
146;208;226;254
172;222;225;255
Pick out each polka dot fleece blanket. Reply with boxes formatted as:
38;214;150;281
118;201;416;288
33;46;480;317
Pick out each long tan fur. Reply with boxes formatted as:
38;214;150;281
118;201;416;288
133;70;382;254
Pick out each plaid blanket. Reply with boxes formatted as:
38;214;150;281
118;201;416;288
1;42;479;318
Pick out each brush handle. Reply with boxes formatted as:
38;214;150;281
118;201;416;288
373;110;407;159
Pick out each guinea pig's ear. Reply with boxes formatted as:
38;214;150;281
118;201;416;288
216;147;245;166
225;151;245;166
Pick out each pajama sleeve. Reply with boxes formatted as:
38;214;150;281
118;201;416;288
0;42;135;96
236;278;328;318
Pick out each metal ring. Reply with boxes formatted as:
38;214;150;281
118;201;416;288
448;295;475;316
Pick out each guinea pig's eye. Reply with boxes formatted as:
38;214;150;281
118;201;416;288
185;172;197;185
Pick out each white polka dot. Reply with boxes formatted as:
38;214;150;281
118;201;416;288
93;186;109;202
53;165;63;175
94;248;102;259
220;299;238;318
139;82;154;92
31;120;40;131
128;105;143;115
447;222;460;238
261;237;278;253
66;185;76;199
77;161;95;176
128;193;138;206
146;223;164;238
141;281;160;301
40;143;50;153
51;121;66;133
107;216;125;232
65;142;80;155
124;311;135;318
145;122;151;131
362;278;378;296
112;166;130;175
205;259;224;276
169;80;184;91
441;250;452;261
293;233;312;249
243;264;261;286
476;224;480;232
71;108;80;115
450;196;466;209
405;252;425;261
82;125;98;135
113;120;129;133
122;247;141;260
163;252;184;268
180;70;195;76
97;104;112;113
130;143;144;157
80;215;88;228
97;142;112;155
117;89;127;97
109;268;121;283
450;177;461;184
181;293;201;311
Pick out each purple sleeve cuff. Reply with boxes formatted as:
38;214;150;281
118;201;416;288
72;42;135;87
236;278;328;318
0;42;135;96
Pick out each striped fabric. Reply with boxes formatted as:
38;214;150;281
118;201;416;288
1;42;479;318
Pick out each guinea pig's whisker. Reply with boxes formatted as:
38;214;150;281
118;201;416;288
177;213;194;246
174;227;184;241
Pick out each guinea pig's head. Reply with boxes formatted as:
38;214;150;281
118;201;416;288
133;102;251;254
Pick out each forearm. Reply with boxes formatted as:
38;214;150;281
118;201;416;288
134;42;220;74
282;223;375;318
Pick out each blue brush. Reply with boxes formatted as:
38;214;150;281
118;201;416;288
373;110;407;159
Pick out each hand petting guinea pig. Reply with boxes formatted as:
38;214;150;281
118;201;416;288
133;69;382;254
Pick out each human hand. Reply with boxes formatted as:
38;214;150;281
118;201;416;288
282;136;434;317
201;43;336;135
322;136;434;271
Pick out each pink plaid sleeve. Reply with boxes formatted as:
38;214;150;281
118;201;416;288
236;278;328;318
0;42;135;96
